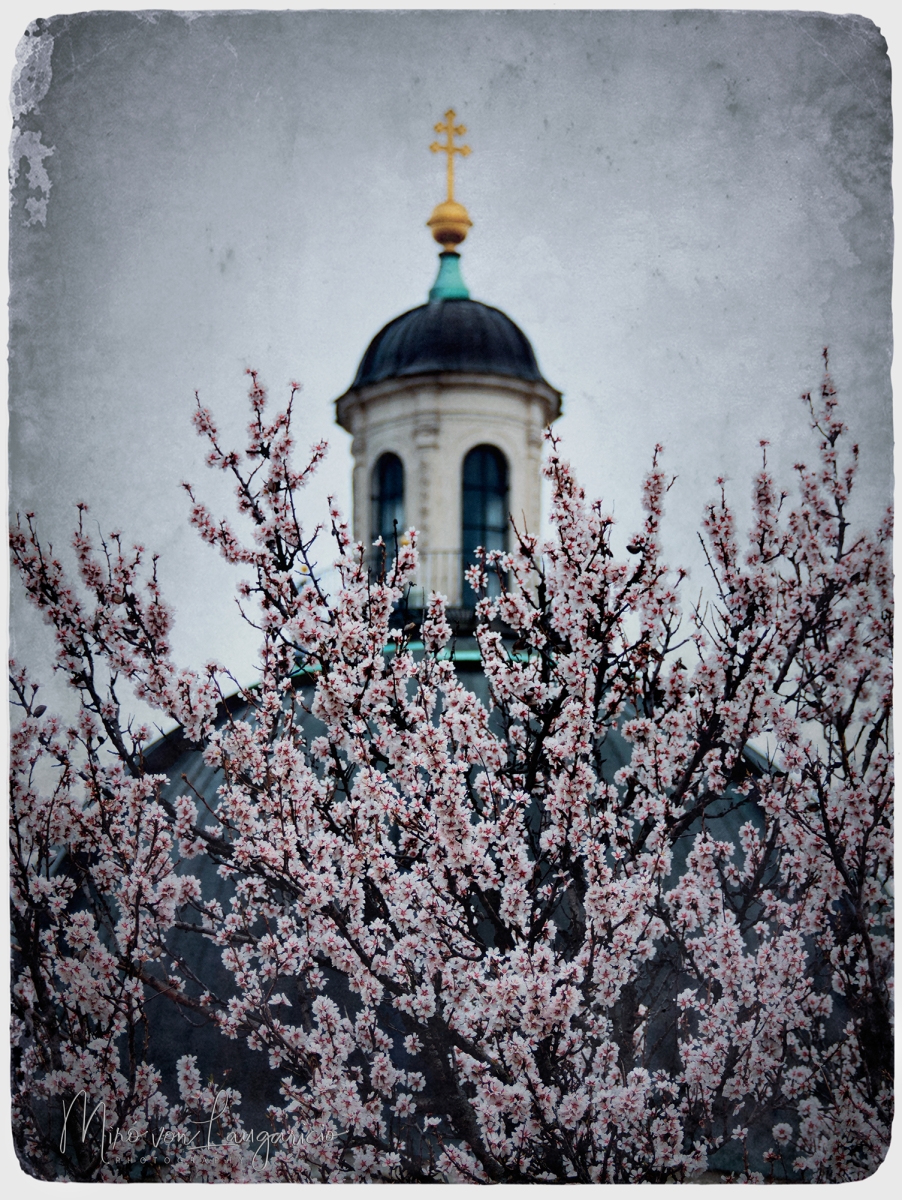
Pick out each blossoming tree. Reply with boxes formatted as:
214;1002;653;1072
10;361;892;1182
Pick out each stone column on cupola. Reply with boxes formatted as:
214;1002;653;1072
334;110;561;610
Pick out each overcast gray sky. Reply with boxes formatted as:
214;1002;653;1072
8;7;893;723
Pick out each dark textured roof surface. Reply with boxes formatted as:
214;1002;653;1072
351;298;547;389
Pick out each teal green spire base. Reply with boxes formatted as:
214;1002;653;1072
429;251;470;302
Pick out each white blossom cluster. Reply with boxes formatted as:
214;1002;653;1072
10;363;892;1182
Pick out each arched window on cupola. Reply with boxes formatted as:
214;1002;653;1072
462;444;508;602
370;452;405;560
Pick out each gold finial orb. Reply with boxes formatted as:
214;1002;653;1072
427;199;472;251
428;109;472;250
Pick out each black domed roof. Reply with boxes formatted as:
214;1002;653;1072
351;298;547;389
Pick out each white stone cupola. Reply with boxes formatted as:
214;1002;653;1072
334;110;561;609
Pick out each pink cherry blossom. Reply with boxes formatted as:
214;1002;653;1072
10;364;891;1183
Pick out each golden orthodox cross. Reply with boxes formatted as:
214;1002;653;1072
430;110;471;203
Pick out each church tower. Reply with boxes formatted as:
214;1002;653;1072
335;111;561;610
